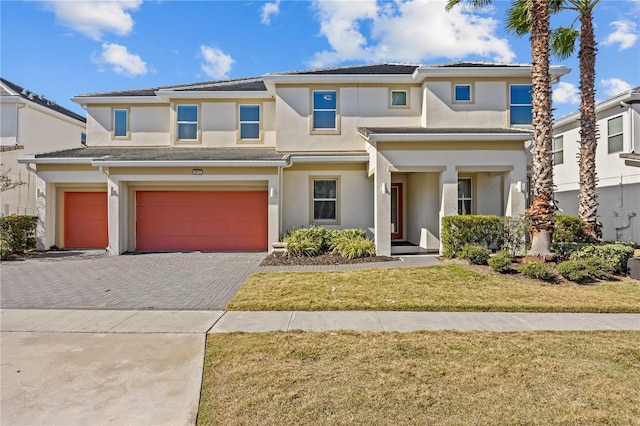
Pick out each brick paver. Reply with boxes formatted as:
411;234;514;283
1;250;266;310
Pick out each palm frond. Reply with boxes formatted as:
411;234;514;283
506;0;532;36
550;27;579;60
445;0;493;12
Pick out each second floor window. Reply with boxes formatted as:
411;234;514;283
239;105;260;140
454;84;472;102
177;105;198;141
313;90;337;130
458;178;472;215
608;115;623;153
113;109;128;137
510;85;533;125
552;135;564;165
390;90;408;107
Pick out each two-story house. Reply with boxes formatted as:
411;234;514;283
1;78;86;215
553;87;640;244
19;62;569;256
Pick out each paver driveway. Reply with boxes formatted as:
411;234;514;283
0;250;266;310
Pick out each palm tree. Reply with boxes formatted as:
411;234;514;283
447;0;557;258
510;0;601;241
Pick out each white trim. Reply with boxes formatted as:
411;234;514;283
359;131;531;142
263;75;416;94
156;91;272;99
456;165;514;172
554;90;640;126
92;160;288;167
72;96;168;105
289;155;369;163
414;65;570;82
17;156;94;165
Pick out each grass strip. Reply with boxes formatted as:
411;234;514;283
199;331;640;425
227;264;640;312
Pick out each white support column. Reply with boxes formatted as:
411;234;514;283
267;175;280;253
504;170;526;218
438;167;458;254
106;176;124;255
374;151;392;256
34;176;53;251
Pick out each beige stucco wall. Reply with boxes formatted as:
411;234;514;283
405;172;440;250
281;164;374;235
86;105;169;146
423;78;532;128
274;86;422;152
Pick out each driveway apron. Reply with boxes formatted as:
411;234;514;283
0;251;265;310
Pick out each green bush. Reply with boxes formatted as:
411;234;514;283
488;251;514;273
459;245;491;265
331;235;375;259
0;215;37;260
502;216;528;257
518;262;556;282
570;242;635;275
556;259;615;283
551;241;591;261
284;227;372;258
441;215;504;258
554;214;589;243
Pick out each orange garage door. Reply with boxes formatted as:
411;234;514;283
64;192;108;249
136;191;268;252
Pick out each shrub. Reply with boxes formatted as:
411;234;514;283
441;215;504;258
518;262;556;281
0;215;37;260
284;227;326;257
284;227;372;258
459;245;491;265
570;242;636;275
551;241;592;261
331;235;375;259
327;228;366;250
488;251;514;273
556;259;615;283
554;214;590;243
502;216;528;257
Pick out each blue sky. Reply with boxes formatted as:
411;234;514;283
1;0;638;119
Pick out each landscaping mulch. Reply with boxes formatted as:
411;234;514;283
260;253;396;266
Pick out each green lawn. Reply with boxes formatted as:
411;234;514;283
227;264;640;312
198;331;640;425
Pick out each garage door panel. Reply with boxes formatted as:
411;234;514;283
64;192;108;249
136;191;267;251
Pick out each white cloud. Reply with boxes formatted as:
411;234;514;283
93;43;147;77
261;0;281;25
553;82;580;104
600;78;633;97
199;45;235;79
43;1;142;41
309;0;514;67
602;20;638;51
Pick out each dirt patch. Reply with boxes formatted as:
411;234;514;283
260;253;396;266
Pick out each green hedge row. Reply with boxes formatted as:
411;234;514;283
441;215;527;258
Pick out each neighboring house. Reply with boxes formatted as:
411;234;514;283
1;78;86;215
19;62;569;256
553;87;640;244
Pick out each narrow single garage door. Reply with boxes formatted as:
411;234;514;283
136;190;268;251
64;192;108;249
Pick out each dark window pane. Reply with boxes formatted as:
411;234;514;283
458;179;471;198
314;180;337;198
314;201;336;220
510;85;532;104
553;151;564;165
114;110;127;136
240;105;260;121
455;85;471;101
458;200;472;215
240;123;260;139
178;123;197;140
177;105;198;122
313;111;336;129
313;91;336;109
510;106;533;125
392;91;407;106
608;134;623;153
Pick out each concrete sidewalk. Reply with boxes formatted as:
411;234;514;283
2;309;639;334
2;309;638;425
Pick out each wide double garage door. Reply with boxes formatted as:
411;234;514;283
135;190;268;252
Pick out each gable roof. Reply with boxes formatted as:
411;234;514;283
0;77;86;123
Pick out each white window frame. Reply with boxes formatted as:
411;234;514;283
509;84;533;126
176;104;199;143
607;115;623;154
552;135;564;165
112;108;129;139
310;177;340;224
453;84;473;103
311;89;339;133
390;89;408;108
238;104;261;142
458;177;473;215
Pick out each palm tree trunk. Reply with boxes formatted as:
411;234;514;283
577;7;600;240
526;0;555;258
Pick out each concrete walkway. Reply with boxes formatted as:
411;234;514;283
2;309;639;425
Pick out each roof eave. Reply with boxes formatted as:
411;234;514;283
359;131;531;143
554;90;640;127
414;65;570;82
91;160;289;167
155;91;272;99
71;96;168;105
18;155;94;165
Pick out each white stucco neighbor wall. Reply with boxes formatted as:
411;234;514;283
281;165;374;236
2;103;85;216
